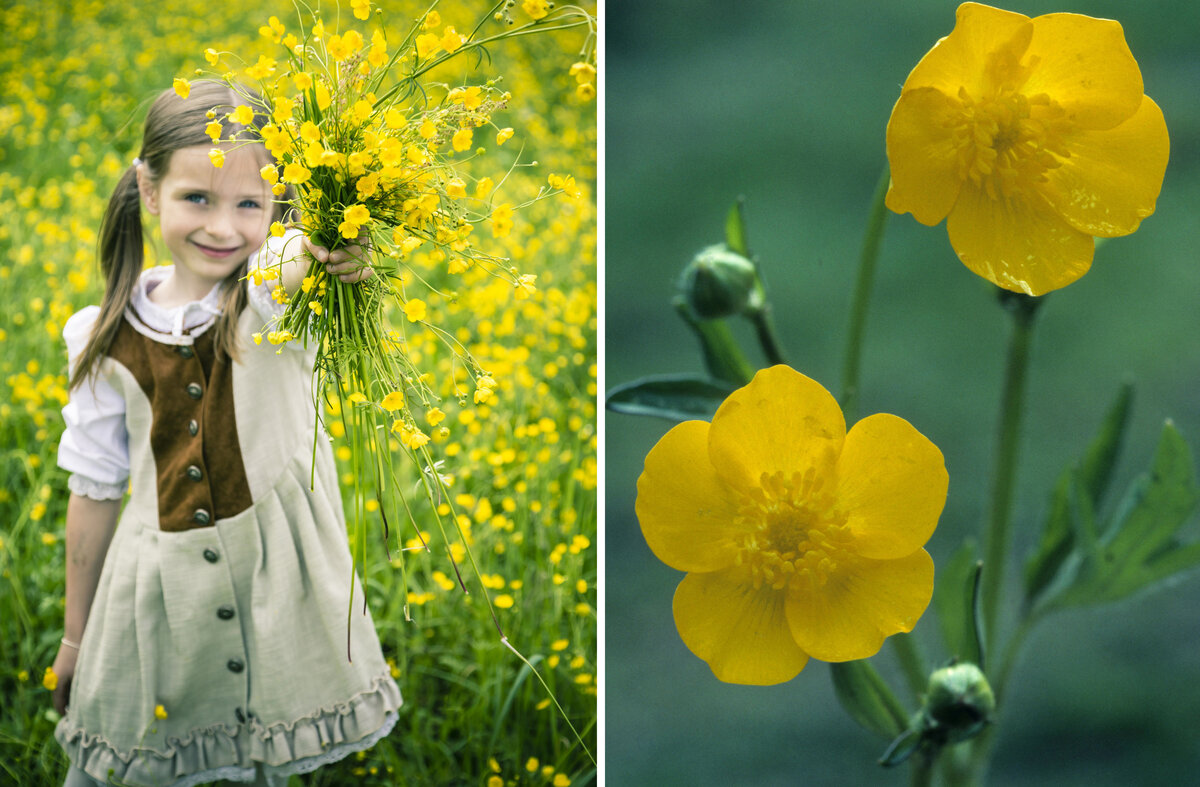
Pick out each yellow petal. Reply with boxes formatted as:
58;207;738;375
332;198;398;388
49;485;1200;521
900;3;1031;97
673;566;809;685
947;182;1093;295
885;87;966;226
1024;12;1143;130
636;420;744;573
707;365;844;496
836;414;947;560
1042;96;1169;238
786;549;934;663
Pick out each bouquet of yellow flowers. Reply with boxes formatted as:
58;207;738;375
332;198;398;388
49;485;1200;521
185;0;596;610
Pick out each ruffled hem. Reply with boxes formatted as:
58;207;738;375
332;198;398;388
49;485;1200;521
67;473;126;501
58;672;401;787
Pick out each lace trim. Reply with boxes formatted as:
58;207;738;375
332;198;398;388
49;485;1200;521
67;473;126;501
60;672;401;787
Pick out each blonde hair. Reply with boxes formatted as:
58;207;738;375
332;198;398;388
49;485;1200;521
72;81;290;388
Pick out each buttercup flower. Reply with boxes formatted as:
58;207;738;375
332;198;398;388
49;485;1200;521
636;366;947;685
885;2;1169;295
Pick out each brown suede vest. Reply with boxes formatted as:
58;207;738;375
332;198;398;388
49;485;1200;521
107;314;253;532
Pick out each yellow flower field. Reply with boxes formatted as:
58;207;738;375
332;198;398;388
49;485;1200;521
0;1;596;784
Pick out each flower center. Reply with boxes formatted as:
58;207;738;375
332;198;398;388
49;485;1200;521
734;468;853;593
949;50;1071;200
951;87;1070;200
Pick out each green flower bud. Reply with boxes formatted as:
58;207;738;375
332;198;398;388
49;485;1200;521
923;661;994;745
678;244;760;320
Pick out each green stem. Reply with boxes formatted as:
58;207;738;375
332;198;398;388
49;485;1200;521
910;756;934;787
748;304;788;367
673;298;755;386
840;167;891;422
890;632;927;701
979;292;1041;669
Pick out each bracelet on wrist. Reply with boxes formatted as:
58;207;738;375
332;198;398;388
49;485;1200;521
61;637;81;650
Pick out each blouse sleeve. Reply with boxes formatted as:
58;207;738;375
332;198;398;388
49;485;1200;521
247;229;306;326
57;306;129;500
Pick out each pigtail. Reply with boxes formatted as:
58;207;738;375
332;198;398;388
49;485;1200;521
70;165;145;390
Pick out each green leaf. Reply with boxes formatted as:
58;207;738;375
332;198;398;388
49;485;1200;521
1078;382;1134;504
830;660;909;740
724;197;749;257
1024;384;1133;604
604;374;736;423
1053;421;1200;608
933;542;983;668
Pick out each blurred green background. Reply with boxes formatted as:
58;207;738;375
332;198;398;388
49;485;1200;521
605;1;1200;784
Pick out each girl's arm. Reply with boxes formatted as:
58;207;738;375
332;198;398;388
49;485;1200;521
278;235;373;296
52;494;120;714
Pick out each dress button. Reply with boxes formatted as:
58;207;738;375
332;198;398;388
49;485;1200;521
186;382;203;399
227;659;245;674
203;548;219;563
192;508;211;525
217;605;235;620
188;419;199;436
178;345;194;359
186;465;203;482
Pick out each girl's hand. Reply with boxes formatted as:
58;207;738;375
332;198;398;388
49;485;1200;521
51;644;78;715
303;236;373;284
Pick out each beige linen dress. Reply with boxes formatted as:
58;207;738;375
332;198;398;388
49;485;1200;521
55;259;401;787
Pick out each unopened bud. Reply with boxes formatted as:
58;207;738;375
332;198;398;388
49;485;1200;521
924;662;994;744
678;244;760;320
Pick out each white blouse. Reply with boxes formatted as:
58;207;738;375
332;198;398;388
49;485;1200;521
58;235;295;500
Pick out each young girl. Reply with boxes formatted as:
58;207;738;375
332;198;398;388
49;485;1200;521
51;81;402;787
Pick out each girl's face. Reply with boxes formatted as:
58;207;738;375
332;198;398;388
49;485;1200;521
139;143;273;296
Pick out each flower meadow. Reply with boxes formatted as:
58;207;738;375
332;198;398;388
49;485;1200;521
0;1;596;785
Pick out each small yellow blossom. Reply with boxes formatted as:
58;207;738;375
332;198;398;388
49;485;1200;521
426;407;445;426
293;72;314;92
350;0;371;20
451;127;473;152
380;391;405;412
228;105;254;126
440;26;464;53
269;222;286;237
208;148;225;168
403;299;427;322
576;82;596;102
205;121;222;142
415;32;440;59
553;775;571;787
522;0;550;20
173;78;190;99
204;48;220;66
569;61;596;84
495;127;514;145
43;667;57;691
155;704;168;720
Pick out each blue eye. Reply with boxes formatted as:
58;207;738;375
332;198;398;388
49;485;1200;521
184;193;207;205
239;199;263;209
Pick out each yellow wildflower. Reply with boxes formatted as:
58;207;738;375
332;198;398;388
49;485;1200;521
204;48;220;66
451;127;473;152
636;365;947;685
427;407;445;426
228;105;254;126
553;775;571;787
493;594;514;609
885;2;1169;295
269;222;286;238
403;299;427;322
43;667;57;691
569;61;596;84
293;72;314;92
423;10;441;29
205;121;222;142
445;178;466;198
155;704;168;720
523;0;550;20
208;148;225;168
380;391;405;412
350;0;371;20
576;82;596;102
282;163;312;185
440;26;465;54
173;78;190;99
415;32;440;59
495;127;514;145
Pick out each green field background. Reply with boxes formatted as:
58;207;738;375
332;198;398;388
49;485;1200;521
0;2;596;785
606;1;1200;785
